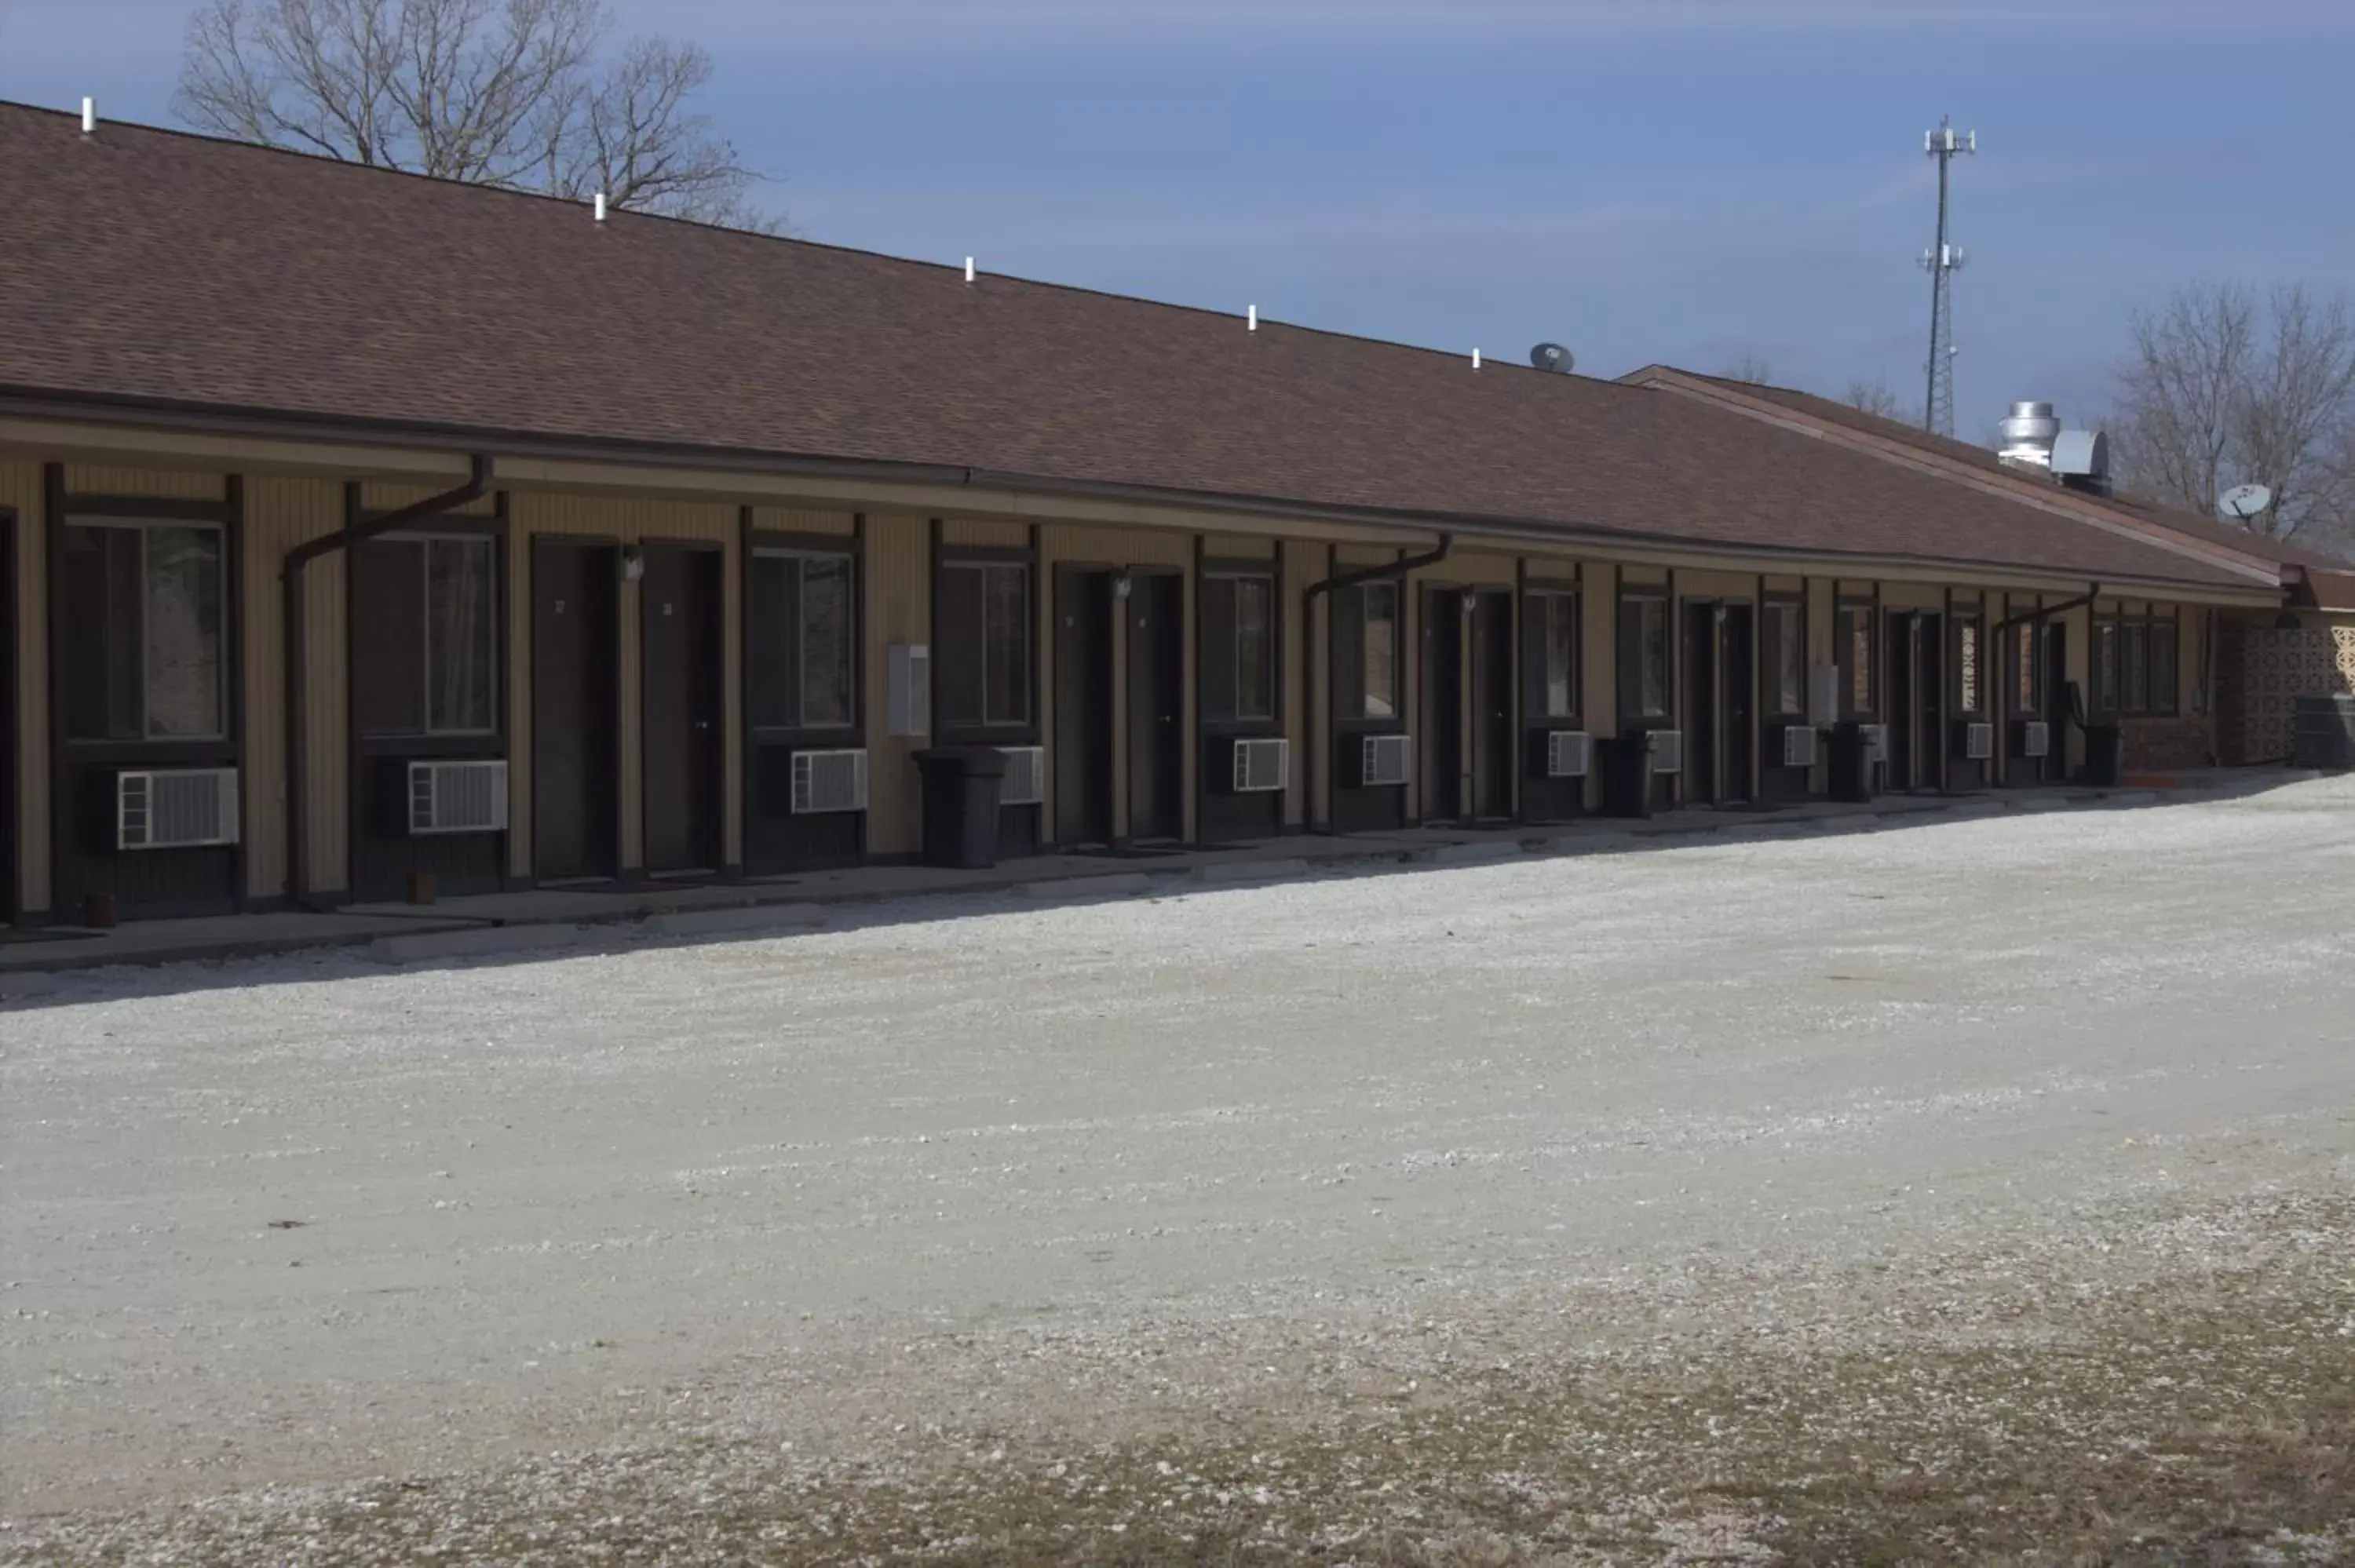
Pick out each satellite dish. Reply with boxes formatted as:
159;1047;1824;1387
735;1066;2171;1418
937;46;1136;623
1530;342;1574;374
2218;483;2273;521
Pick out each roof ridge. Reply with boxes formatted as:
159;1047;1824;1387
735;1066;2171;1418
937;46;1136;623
0;96;1625;385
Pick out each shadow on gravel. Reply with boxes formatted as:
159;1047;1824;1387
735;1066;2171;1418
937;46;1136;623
4;773;2343;1012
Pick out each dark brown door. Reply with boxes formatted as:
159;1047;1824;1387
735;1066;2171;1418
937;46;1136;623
1053;566;1115;847
1683;603;1720;804
1885;611;1917;789
1421;588;1466;821
1470;590;1513;820
1126;572;1184;841
531;538;619;881
1;512;14;923
641;543;725;874
2042;621;2070;783
1917;613;1944;791
1718;603;1754;804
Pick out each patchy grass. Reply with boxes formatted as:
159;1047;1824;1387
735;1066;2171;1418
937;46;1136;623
9;1195;2352;1566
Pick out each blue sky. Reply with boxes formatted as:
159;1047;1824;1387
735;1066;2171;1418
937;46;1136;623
7;0;2351;440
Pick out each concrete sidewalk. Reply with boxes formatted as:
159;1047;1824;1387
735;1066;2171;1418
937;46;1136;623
0;769;2324;986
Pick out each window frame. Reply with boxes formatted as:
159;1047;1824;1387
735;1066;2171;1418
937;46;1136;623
1616;589;1673;724
747;541;861;737
1761;595;1807;720
60;514;232;745
2008;614;2042;717
1835;599;1878;720
2091;602;2182;719
1339;578;1403;724
934;552;1035;737
1524;585;1583;723
355;530;502;740
1200;563;1280;729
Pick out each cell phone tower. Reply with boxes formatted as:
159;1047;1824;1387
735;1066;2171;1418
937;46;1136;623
1920;115;1975;438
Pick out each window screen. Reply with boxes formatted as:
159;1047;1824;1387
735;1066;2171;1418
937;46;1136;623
63;520;226;742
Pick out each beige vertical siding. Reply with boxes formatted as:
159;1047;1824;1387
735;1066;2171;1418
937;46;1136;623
752;505;856;538
943;518;1026;549
241;475;345;899
1677;567;1756;601
3;459;45;914
1879;580;1945;611
1305;542;1334;825
60;465;226;501
362;480;497;517
1204;534;1276;560
509;491;739;875
1442;551;1519;587
864;513;930;856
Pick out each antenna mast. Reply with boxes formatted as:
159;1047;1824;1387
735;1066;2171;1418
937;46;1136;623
1919;115;1975;438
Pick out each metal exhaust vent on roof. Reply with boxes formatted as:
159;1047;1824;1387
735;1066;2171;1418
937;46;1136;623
1997;400;2059;468
2050;428;2112;494
1530;342;1575;374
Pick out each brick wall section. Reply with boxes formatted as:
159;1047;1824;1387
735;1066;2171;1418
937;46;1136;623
2122;717;2216;773
2236;626;2355;762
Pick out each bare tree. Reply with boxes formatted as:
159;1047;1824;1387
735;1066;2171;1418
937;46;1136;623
175;0;778;229
2111;282;2355;551
1720;354;1776;386
1841;378;1904;420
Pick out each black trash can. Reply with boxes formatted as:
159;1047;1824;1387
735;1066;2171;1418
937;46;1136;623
1605;731;1658;819
915;747;1009;869
1828;722;1875;804
2083;724;2123;789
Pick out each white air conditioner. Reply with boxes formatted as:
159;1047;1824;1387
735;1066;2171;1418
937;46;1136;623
118;767;239;851
999;746;1046;806
1781;724;1820;770
790;749;869;814
1231;737;1289;793
1360;733;1411;788
2021;720;2052;759
1858;723;1889;764
408;760;509;834
1648;730;1685;775
1963;722;1995;761
885;644;929;738
1543;730;1592;779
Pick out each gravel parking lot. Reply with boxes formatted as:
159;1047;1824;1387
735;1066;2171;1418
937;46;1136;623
4;780;2352;1563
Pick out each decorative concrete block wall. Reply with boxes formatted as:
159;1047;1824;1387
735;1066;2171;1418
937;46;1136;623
2236;626;2355;763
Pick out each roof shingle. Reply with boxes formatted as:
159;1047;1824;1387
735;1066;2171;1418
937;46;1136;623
0;102;2269;593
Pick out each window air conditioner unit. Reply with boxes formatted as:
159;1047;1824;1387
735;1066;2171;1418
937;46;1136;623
1858;724;1889;764
118;767;240;851
999;746;1046;806
1229;737;1289;793
1543;730;1593;779
1780;724;1820;770
2019;720;2052;759
408;760;509;834
1962;722;1995;761
1359;733;1411;788
790;749;869;814
1648;729;1685;775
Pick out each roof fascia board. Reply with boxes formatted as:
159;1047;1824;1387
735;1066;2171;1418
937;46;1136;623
1626;366;2287;587
3;398;2276;604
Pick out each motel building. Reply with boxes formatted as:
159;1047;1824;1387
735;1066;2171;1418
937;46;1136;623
3;101;2348;929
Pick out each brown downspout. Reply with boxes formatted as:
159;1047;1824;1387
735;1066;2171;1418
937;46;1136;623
283;455;495;906
1300;533;1452;833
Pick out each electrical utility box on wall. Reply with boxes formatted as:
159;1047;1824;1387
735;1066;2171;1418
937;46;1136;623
885;644;929;738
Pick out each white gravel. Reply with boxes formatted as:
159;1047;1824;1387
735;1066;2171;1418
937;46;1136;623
3;779;2352;1536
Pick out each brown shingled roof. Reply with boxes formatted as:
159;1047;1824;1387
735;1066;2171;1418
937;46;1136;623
1669;371;2346;572
0;101;2271;593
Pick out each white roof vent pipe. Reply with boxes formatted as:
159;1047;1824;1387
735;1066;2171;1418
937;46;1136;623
964;257;976;284
1247;304;1258;332
82;97;97;135
593;191;608;222
1996;399;2059;469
